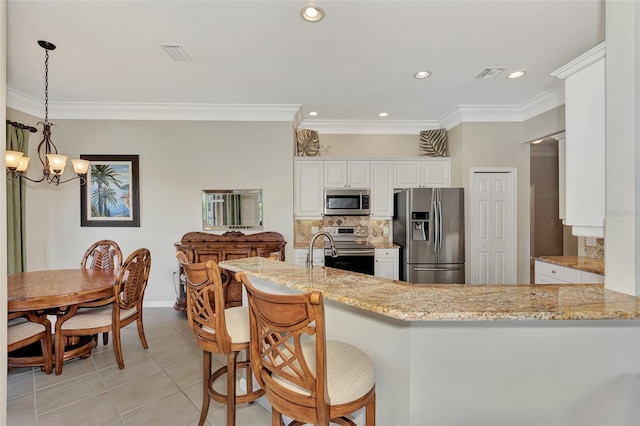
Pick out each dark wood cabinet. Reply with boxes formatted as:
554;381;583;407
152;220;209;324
173;231;286;313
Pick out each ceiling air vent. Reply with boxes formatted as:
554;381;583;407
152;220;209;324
475;68;506;79
160;44;193;62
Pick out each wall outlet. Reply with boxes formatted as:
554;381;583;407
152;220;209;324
311;226;319;234
383;226;389;236
585;237;597;247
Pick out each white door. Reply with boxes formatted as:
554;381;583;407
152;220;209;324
471;171;516;284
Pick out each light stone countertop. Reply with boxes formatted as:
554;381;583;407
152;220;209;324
219;257;640;322
536;256;604;275
293;242;399;249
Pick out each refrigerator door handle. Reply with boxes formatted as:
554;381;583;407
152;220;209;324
413;266;462;272
437;198;443;250
432;191;438;252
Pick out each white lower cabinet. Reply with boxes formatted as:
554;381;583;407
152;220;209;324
294;248;325;267
534;260;604;284
375;248;399;280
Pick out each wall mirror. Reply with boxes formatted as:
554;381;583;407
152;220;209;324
202;189;263;231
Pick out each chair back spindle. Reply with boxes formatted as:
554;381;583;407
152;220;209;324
82;239;123;270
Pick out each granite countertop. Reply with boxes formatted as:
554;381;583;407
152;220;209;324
536;256;604;275
219;257;640;322
368;242;399;249
293;242;399;249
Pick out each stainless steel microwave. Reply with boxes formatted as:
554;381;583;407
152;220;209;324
324;189;371;216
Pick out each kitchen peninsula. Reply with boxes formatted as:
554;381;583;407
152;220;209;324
220;257;640;426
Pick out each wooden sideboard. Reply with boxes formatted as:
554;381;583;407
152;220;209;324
173;231;286;313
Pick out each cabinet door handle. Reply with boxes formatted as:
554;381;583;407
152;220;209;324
551;270;557;274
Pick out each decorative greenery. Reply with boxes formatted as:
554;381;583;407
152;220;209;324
296;129;320;157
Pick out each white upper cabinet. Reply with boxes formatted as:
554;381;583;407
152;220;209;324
324;160;370;188
370;161;394;218
393;158;451;188
551;42;605;237
295;159;324;218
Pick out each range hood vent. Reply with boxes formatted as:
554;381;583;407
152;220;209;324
475;68;506;79
160;44;193;62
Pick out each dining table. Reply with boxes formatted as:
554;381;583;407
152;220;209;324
8;268;117;371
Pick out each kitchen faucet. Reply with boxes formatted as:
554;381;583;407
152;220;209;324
307;231;338;268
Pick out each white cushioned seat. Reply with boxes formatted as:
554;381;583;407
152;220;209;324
60;305;137;329
274;340;376;405
8;318;47;346
202;306;249;344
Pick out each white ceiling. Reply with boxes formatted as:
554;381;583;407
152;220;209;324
6;0;605;133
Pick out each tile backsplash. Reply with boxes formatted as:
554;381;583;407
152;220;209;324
295;217;390;246
584;238;605;259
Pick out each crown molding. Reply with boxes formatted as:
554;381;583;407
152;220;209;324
297;119;440;134
6;89;301;121
550;41;606;80
51;102;302;121
437;107;464;130
439;85;565;130
8;85;565;131
439;105;524;130
7;88;43;118
520;85;565;121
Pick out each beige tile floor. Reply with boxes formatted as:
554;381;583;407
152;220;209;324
7;307;271;426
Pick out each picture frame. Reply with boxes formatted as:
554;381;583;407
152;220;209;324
80;154;140;227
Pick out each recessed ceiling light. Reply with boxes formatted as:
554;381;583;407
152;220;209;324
378;112;389;117
414;70;431;79
507;70;526;79
301;6;325;22
307;111;319;117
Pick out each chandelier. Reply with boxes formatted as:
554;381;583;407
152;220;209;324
5;40;90;185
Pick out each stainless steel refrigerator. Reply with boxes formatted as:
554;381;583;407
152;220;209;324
393;188;465;284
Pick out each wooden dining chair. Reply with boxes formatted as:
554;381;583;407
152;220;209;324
79;239;123;345
8;311;53;375
177;254;264;426
238;272;377;426
54;248;151;375
81;239;123;270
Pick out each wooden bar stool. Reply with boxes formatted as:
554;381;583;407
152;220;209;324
177;254;264;426
238;272;376;426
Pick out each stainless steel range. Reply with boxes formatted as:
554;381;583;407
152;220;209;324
323;226;375;275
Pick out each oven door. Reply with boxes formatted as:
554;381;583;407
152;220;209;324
324;252;375;275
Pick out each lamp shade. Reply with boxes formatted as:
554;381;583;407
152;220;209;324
71;159;90;175
16;157;30;172
46;154;68;174
6;151;24;169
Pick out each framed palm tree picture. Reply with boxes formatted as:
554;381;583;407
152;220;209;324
80;155;140;227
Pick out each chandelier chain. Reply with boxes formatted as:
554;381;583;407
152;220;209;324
4;40;89;186
44;49;49;122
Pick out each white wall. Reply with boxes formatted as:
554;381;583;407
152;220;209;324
1;1;9;421
604;0;640;295
522;105;565;143
316;133;420;157
6;109;295;305
454;122;531;283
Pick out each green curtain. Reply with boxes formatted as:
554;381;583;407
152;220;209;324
6;123;30;274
